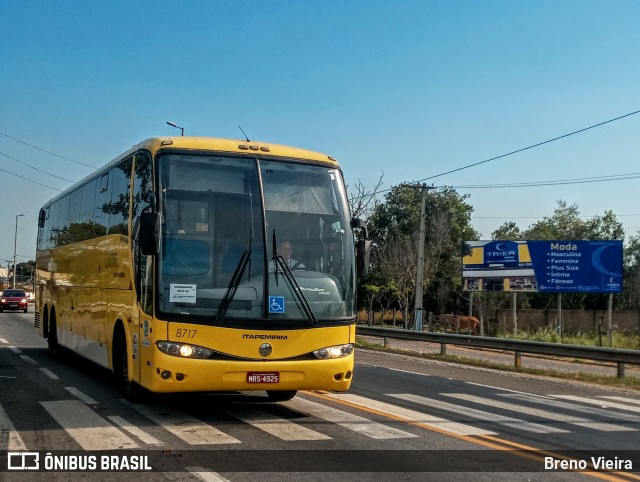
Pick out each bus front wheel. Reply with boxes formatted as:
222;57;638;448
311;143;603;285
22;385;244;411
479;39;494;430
114;337;145;403
266;390;297;402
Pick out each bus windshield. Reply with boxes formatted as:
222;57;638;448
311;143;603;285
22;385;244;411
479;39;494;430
156;153;356;323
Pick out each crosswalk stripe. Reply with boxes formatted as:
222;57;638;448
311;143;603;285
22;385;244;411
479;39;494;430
106;415;165;447
390;393;568;434
128;403;240;446
552;395;640;413
327;393;495;436
65;387;99;405
283;396;417;439
186;467;231;481
0;404;27;450
40;400;138;450
220;405;331;441
599;396;640;406
465;382;555;399
443;393;633;432
504;393;640;425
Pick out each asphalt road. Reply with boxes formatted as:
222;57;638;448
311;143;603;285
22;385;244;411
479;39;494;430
1;311;638;481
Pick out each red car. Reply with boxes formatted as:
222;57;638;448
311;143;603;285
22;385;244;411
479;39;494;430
0;289;28;313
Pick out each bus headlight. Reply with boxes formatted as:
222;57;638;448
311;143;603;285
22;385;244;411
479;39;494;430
313;344;354;359
157;341;214;359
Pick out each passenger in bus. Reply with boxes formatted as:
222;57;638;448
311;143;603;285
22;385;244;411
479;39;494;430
269;240;305;271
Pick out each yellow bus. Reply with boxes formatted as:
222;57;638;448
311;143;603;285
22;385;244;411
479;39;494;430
35;137;367;401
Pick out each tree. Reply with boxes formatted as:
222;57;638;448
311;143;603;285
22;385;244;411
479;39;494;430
492;221;521;241
376;235;418;327
499;200;625;241
367;184;478;321
620;233;640;310
347;173;384;221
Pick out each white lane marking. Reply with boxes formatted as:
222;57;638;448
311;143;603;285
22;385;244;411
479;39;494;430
128;403;240;445
220;405;331;441
186;468;231;482
0;338;9;344
326;393;495;436
391;393;568;434
8;346;21;354
0;404;27;450
283;397;417;440
360;363;432;378
39;368;60;381
444;393;633;432
65;387;99;405
106;415;164;447
41;400;138;450
552;395;640;413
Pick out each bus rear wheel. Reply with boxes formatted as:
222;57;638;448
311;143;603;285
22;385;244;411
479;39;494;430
266;390;297;402
47;317;61;359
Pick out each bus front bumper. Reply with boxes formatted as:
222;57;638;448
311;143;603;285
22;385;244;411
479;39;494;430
142;354;355;394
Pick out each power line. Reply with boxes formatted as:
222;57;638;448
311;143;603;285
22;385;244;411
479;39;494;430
419;108;640;183
450;171;640;189
0;167;61;191
0;150;75;183
0;131;99;169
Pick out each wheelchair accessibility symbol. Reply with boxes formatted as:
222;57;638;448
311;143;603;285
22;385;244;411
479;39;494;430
269;296;285;313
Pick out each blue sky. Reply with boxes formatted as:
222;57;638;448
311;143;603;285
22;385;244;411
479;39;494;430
2;0;640;265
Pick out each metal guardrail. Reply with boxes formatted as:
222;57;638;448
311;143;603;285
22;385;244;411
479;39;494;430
356;325;640;378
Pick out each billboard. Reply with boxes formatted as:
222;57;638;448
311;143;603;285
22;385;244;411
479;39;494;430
462;240;623;293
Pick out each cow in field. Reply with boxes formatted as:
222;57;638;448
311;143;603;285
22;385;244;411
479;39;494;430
440;314;480;335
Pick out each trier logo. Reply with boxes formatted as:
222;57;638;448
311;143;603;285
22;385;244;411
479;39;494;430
7;452;40;470
483;241;519;265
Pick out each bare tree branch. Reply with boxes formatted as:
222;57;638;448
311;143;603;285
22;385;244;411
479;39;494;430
347;171;384;220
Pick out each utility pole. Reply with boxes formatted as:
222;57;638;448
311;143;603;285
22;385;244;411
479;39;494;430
401;184;433;331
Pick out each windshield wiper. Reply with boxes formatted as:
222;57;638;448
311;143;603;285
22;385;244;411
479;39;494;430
271;231;317;324
216;250;251;323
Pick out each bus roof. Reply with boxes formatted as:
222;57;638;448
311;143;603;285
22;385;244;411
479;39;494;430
137;137;339;166
42;136;340;208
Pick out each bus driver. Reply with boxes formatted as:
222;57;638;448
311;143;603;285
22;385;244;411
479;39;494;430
269;240;305;271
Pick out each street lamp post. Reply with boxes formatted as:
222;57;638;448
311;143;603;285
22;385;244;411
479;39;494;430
166;121;184;136
4;260;10;289
13;214;24;289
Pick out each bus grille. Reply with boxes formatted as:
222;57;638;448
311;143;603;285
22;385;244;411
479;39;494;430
34;311;40;329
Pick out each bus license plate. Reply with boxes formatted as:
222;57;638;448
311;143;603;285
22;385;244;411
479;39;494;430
247;372;279;384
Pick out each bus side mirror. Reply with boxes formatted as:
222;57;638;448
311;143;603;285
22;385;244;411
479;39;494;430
350;217;368;238
351;218;370;277
140;211;160;256
356;240;372;277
